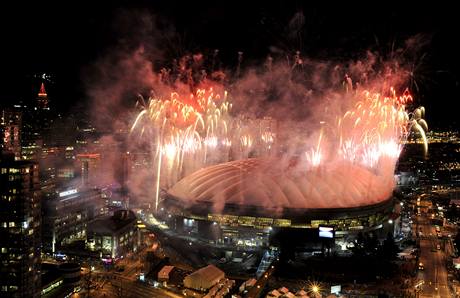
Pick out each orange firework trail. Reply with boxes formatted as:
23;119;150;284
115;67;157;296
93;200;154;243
305;88;427;171
131;87;277;210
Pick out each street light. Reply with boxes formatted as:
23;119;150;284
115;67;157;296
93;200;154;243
307;281;322;297
312;285;319;293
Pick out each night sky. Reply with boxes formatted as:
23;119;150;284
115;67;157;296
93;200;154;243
1;1;459;129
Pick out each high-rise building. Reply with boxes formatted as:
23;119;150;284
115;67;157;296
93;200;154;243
120;151;130;208
37;83;49;110
1;108;22;160
21;82;53;161
76;153;101;187
0;151;41;297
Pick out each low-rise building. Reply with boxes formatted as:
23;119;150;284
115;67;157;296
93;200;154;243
42;187;105;253
40;262;80;298
239;278;257;293
87;210;139;258
158;265;175;282
183;264;225;292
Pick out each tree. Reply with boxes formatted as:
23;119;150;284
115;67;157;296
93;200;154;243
380;232;399;260
82;266;95;298
364;232;379;254
351;232;366;257
351;232;379;257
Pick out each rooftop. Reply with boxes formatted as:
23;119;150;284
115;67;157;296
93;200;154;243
169;158;394;211
88;210;136;234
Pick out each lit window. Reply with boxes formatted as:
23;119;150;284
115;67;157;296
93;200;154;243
1;248;7;253
8;222;15;227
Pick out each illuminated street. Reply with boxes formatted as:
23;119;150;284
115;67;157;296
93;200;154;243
416;213;451;297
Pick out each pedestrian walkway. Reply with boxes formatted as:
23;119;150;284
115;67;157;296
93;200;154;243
256;250;277;278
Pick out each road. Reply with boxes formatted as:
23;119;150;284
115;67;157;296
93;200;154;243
416;214;450;298
95;274;181;298
74;272;182;298
72;245;183;298
113;255;143;280
245;261;277;298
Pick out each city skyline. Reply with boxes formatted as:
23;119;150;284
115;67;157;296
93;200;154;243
0;2;459;129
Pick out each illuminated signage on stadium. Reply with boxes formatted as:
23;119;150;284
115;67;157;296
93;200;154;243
319;226;334;238
59;189;78;197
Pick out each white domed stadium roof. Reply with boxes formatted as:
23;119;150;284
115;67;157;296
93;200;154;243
168;158;394;210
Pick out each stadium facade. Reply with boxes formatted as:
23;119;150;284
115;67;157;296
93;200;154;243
158;159;399;250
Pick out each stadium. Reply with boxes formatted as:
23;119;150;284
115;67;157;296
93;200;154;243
158;158;398;251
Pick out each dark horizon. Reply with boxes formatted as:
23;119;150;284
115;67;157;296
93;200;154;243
1;2;459;129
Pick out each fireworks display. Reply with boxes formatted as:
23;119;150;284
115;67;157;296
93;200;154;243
130;59;428;211
131;87;278;210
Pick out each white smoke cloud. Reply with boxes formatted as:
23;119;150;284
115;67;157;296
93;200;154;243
83;10;427;210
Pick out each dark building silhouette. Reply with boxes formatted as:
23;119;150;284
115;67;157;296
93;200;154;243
0;151;41;297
